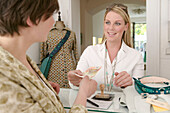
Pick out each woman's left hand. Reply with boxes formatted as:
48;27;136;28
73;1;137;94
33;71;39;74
49;81;60;94
114;71;133;88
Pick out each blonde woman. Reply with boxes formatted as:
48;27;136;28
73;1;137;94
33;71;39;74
68;3;144;92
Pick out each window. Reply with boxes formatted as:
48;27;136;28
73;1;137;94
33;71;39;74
132;23;147;63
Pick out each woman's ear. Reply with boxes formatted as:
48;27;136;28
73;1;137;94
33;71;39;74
124;23;129;31
26;17;34;26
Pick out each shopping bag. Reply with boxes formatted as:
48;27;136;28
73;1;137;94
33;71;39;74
40;30;71;78
40;56;52;79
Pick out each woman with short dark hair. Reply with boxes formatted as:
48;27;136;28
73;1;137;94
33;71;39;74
0;0;97;112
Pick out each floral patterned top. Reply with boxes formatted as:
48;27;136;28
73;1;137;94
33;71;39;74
0;46;87;113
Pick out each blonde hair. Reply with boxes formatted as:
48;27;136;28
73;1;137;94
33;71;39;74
102;4;133;48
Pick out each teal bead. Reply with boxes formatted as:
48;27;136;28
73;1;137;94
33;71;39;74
106;84;113;87
111;84;113;87
106;84;109;87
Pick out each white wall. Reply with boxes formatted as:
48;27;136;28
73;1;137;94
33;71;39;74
160;0;170;78
93;10;105;39
70;0;81;57
147;0;170;79
27;0;81;64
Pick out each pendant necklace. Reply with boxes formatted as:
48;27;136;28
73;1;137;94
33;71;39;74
104;48;117;92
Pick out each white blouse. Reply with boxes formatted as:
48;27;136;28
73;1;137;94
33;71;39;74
69;41;144;91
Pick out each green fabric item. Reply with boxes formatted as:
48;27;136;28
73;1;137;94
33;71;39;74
40;30;71;78
40;56;52;79
133;76;170;94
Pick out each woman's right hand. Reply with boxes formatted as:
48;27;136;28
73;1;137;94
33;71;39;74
67;70;84;87
73;76;97;106
79;76;97;98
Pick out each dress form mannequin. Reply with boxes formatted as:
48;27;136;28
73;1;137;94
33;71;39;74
40;11;78;88
55;21;65;30
54;12;65;31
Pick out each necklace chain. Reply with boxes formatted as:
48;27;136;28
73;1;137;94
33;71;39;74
104;48;117;91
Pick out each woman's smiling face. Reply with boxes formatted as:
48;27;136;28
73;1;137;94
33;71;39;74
104;11;128;42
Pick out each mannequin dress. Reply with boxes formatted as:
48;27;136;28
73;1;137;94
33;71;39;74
40;21;79;88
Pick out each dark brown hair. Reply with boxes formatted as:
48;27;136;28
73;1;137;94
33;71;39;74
0;0;59;36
